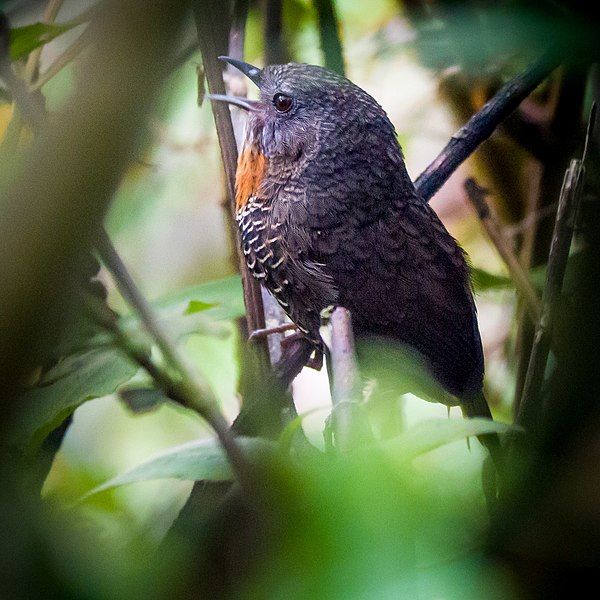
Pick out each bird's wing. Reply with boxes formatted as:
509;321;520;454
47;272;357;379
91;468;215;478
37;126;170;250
239;196;338;342
307;190;484;398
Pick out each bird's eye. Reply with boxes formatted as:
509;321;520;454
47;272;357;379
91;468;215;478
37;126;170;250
273;93;293;113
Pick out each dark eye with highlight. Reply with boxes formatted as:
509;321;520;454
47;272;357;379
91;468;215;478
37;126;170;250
273;93;293;113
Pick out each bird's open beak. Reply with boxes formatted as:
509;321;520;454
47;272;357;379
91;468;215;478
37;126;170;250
206;93;260;111
206;56;263;112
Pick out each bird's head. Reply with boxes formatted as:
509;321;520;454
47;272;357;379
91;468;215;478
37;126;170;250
209;57;397;162
209;58;407;211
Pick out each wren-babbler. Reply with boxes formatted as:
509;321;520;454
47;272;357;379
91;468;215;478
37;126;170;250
210;57;501;463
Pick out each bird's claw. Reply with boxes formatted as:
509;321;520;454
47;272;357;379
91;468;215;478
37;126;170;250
248;322;297;342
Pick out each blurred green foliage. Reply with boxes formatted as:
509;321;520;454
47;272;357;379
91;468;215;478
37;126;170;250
1;0;599;598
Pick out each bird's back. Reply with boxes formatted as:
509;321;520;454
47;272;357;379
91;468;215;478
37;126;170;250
298;114;484;398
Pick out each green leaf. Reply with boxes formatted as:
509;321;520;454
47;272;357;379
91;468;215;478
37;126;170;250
142;311;230;341
102;276;243;346
155;274;244;321
185;300;218;314
470;267;512;291
385;418;519;463
278;407;327;453
9;22;75;61
11;347;137;453
79;437;274;501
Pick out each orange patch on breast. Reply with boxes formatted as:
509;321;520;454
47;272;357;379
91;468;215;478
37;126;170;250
236;147;268;211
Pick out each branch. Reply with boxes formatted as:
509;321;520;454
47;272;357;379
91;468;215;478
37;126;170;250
30;27;90;92
516;159;585;429
516;104;594;429
328;307;371;451
193;0;268;346
95;228;253;486
415;51;560;202
464;178;542;323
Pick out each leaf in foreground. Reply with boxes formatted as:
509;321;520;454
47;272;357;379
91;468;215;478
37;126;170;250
79;436;274;502
11;347;137;453
385;417;518;463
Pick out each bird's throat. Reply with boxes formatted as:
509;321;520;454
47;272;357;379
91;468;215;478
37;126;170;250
235;145;268;211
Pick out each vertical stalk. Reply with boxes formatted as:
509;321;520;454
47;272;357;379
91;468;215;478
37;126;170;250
193;0;271;381
264;0;288;65
314;0;345;75
517;156;586;430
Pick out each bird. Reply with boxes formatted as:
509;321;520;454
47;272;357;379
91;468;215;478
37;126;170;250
209;57;502;467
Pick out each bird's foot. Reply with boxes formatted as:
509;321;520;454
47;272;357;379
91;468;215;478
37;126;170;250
248;322;297;342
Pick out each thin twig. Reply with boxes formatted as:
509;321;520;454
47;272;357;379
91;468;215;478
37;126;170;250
24;0;65;84
83;294;184;405
0;14;45;133
415;50;560;202
503;202;557;238
464;178;542;323
30;27;89;91
314;0;345;75
96;229;207;394
95;228;252;484
516;104;595;429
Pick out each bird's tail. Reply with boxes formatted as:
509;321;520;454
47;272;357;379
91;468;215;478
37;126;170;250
461;391;504;478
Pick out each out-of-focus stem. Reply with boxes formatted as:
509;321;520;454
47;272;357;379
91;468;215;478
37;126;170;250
516;156;586;430
464;178;542;324
314;0;345;75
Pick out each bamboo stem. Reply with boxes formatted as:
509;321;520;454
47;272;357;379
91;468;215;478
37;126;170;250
193;0;269;349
